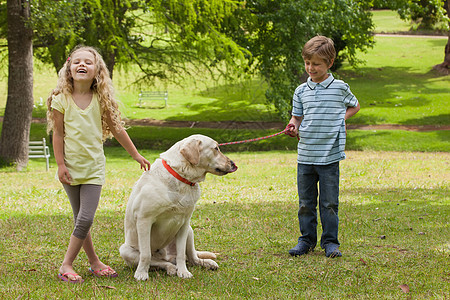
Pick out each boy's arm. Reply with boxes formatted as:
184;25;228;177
106;116;151;171
345;102;360;120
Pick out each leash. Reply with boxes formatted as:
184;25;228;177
218;124;299;146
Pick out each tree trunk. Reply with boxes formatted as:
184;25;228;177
0;0;34;170
104;48;116;79
433;0;450;75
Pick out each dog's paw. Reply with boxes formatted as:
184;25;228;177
166;265;177;276
203;259;219;270
177;269;193;279
134;271;149;281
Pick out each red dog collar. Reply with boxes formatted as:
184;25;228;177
162;159;196;186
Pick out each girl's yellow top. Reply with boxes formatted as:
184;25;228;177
51;93;105;185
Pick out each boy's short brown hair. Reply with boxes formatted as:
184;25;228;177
302;36;336;65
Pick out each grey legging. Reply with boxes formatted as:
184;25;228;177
63;184;102;239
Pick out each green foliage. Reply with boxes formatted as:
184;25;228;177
373;0;395;8
29;0;248;82
5;0;377;123
374;0;449;30
224;0;375;121
0;2;7;42
396;0;448;30
29;0;85;70
0;156;13;168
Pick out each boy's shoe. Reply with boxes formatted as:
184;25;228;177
289;242;311;257
324;243;342;258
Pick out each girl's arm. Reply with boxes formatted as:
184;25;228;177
345;102;360;120
52;110;72;184
106;116;151;171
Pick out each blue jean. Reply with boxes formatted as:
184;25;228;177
296;162;340;249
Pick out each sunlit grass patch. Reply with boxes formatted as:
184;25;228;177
1;151;449;299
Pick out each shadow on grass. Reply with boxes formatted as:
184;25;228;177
340;66;449;127
400;114;450;126
167;79;281;123
106;126;299;154
1;188;448;298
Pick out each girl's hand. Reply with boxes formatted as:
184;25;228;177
135;154;151;171
57;165;72;184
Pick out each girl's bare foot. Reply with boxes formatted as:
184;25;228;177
89;262;118;277
58;266;83;283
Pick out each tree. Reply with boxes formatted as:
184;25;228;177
0;0;247;170
30;0;249;83
395;0;447;30
433;0;450;75
30;0;85;74
222;0;375;121
374;0;449;75
0;0;34;170
30;0;375;121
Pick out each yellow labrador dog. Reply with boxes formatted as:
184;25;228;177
120;134;237;280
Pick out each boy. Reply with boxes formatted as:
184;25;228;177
286;36;360;258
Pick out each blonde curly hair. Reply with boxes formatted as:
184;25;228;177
46;45;124;141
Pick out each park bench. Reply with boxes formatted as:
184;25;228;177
138;91;168;108
28;138;50;171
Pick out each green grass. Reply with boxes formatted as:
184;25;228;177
1;24;449;158
2;34;449;127
1;151;449;299
372;9;413;33
0;11;449;299
339;35;449;127
7;34;446;153
114;78;279;123
17;122;448;153
5;64;280;123
372;9;449;33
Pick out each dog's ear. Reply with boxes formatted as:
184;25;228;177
180;139;201;165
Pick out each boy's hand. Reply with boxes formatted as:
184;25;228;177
284;123;299;138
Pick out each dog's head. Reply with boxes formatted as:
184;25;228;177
161;134;237;181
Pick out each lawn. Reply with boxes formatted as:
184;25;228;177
3;33;445;153
372;9;412;33
1;10;449;126
1;150;449;299
18;121;448;153
0;11;449;299
339;36;449;127
1;10;449;156
23;34;449;126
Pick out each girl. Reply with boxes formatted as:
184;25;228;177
47;46;151;283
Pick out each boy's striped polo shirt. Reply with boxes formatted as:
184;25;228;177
292;73;359;165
